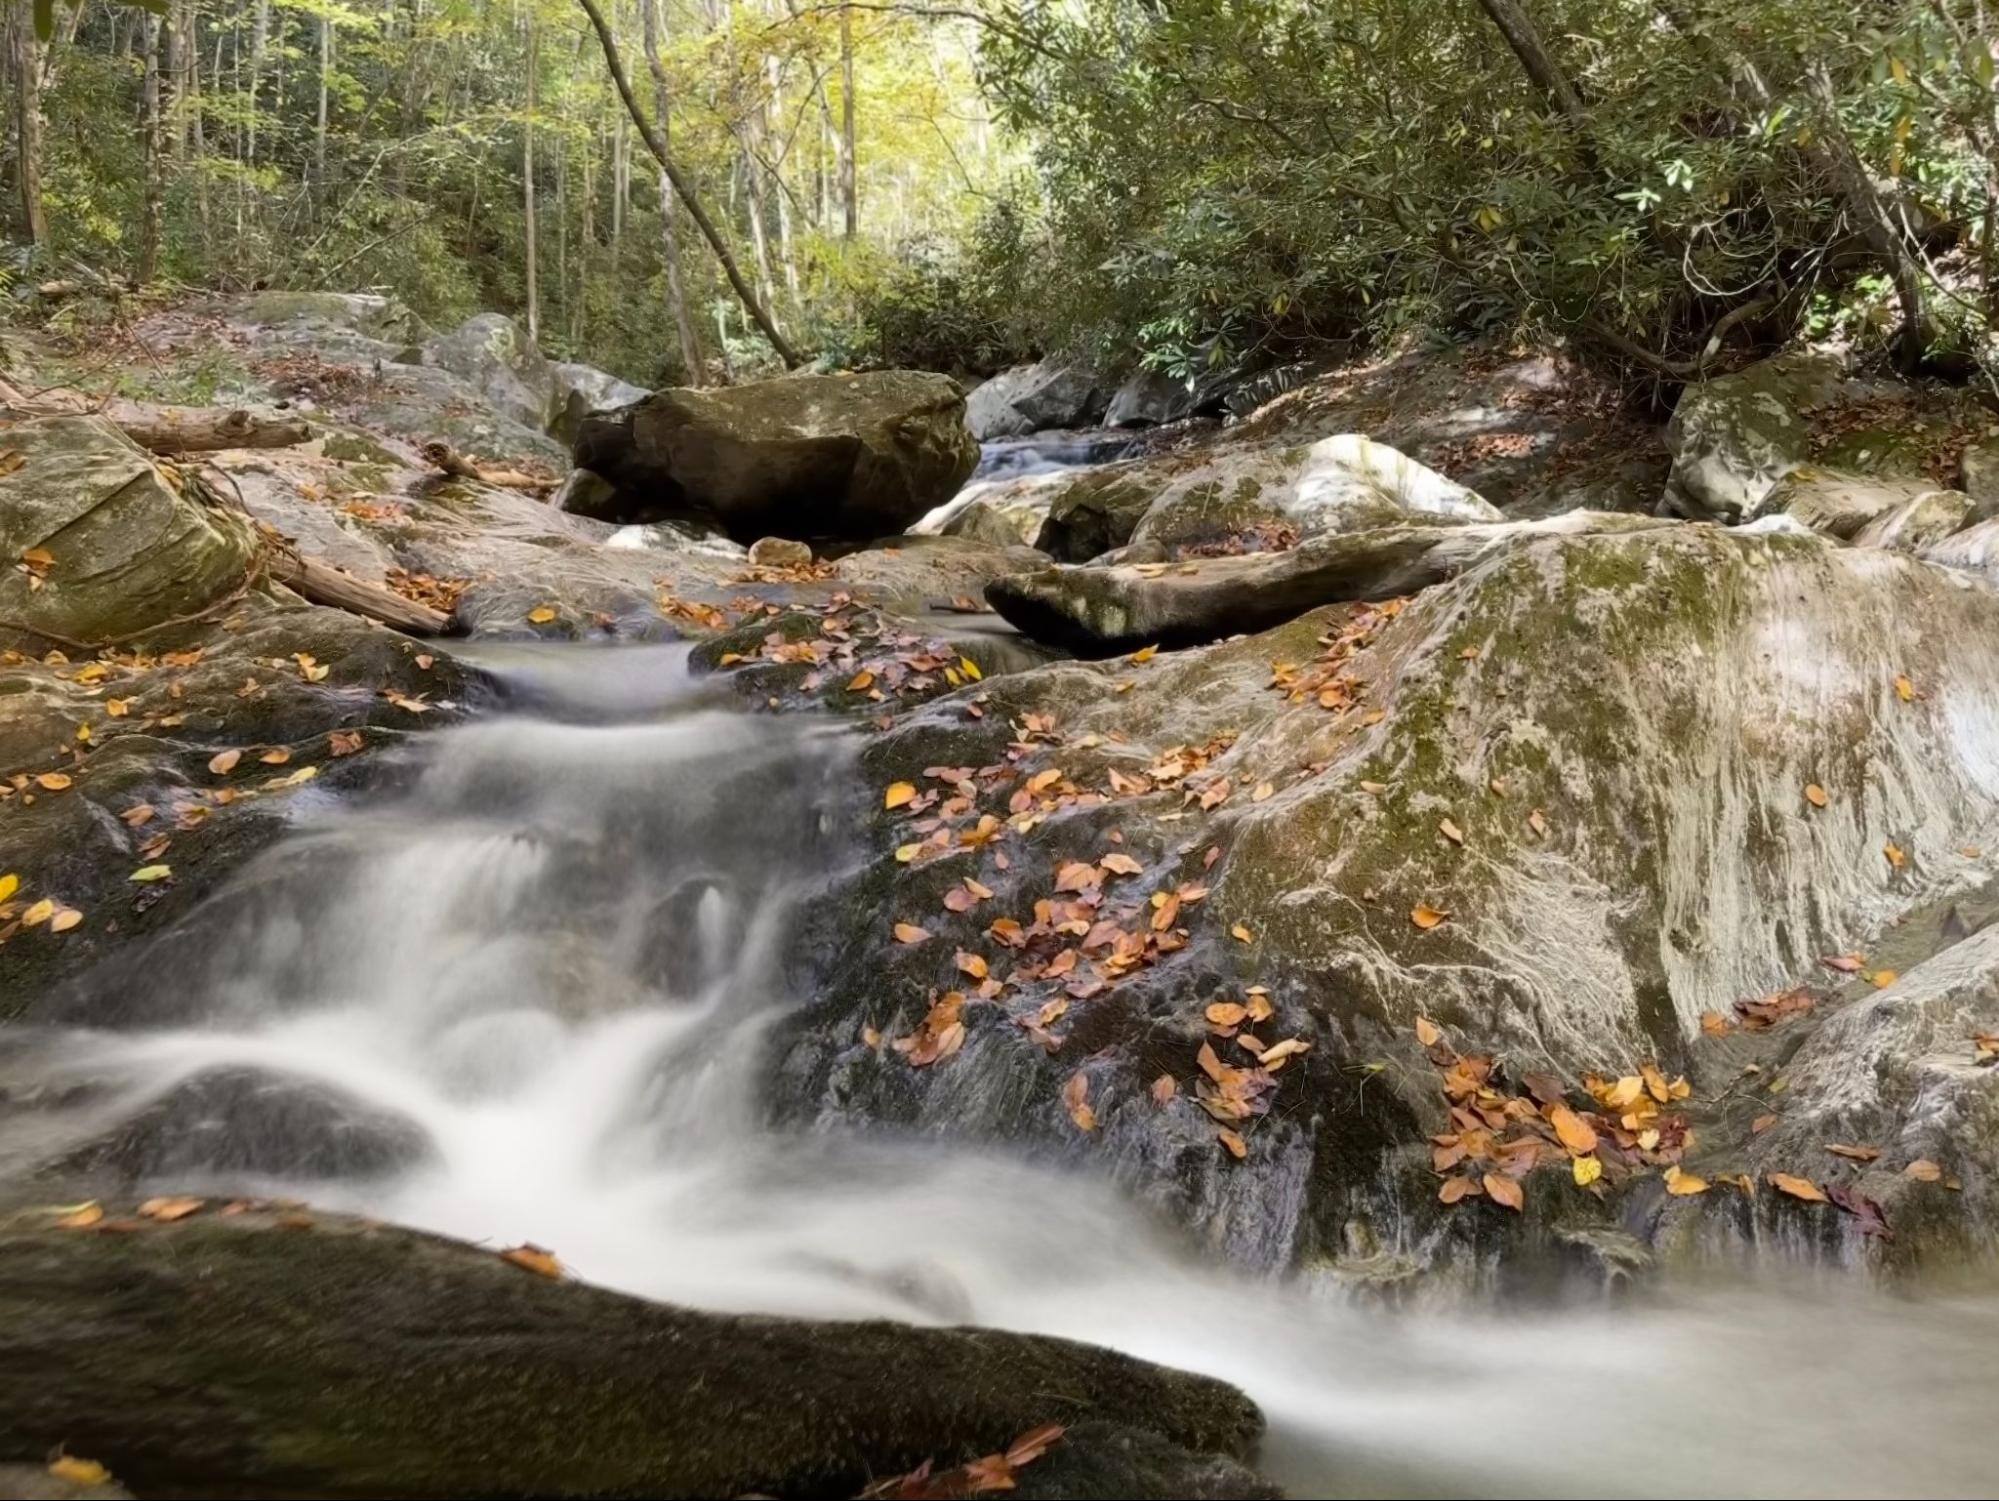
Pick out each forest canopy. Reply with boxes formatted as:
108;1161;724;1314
6;0;1999;392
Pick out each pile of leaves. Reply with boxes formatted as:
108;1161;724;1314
385;566;470;614
858;1423;1065;1500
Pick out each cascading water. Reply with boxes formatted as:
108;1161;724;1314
8;644;1999;1499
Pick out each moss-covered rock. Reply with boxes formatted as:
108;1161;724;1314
0;416;257;648
0;1207;1266;1499
1665;351;1844;519
418;312;557;432
1750;465;1950;540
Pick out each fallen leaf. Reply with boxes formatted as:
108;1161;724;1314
1206;1001;1248;1029
1415;1015;1443;1047
34;771;71;790
1230;922;1254;943
49;907;82;932
1884;841;1907;870
1005;1423;1066;1468
1820;953;1865;974
208;748;241;775
1871;969;1897;989
1665;1166;1709;1196
1063;1072;1096;1132
1527;808;1549;838
1804;783;1828;808
884;781;916;809
527;605;558;624
1752;1113;1778;1133
22;897;55;927
1904;1158;1943;1182
130;864;172;883
1701;1009;1736;1036
1825;1143;1881;1162
1130;644;1158;663
893;923;930;944
138;1195;205;1221
1483;1172;1524;1211
259;747;291;765
1410;903;1448;930
46;1457;111;1487
1151;1073;1177;1104
1252;781;1274;802
1549;1104;1599;1156
1217;1127;1248;1160
329;730;364;756
955;950;989;980
1438;1174;1479;1204
500;1243;562;1278
1438;817;1464;845
0;872;15;902
1895;674;1915;703
1572;1154;1603;1186
1099;852;1142;876
1768;1172;1828;1203
55;1201;104;1228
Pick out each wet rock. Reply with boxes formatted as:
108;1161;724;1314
913;468;1074;549
0;1462;131;1500
416;312;556;432
749;537;814;569
1035;463;1167;562
990;511;1666;655
0;416;257;648
547;359;648;447
1664;351;1844;520
0;1209;1266;1499
571;371;977;541
780;523;1999;1284
52;1065;433;1182
1105;369;1213;430
338;359;567;469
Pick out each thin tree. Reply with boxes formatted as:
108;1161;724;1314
641;0;707;381
576;0;803;366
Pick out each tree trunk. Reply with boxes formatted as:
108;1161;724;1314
523;9;540;344
641;0;710;382
578;0;802;368
839;2;856;237
245;0;269;164
139;14;165;284
12;1;46;249
1474;0;1588;130
315;15;332;189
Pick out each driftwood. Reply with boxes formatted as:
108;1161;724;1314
264;546;452;636
0;379;312;453
420;439;554;494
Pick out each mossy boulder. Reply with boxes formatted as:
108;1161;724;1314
777;523;1999;1287
0;416;257;648
1665;351;1844;519
547;360;647;446
572;371;978;542
1749;465;1953;540
1850;485;1976;553
417;313;557;433
0;1207;1266;1499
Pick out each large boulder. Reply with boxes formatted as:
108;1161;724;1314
0;1207;1267;1499
1850;487;1976;553
772;523;1999;1283
1128;434;1500;554
1748;466;1950;539
966;361;1107;439
1105;368;1209;429
547;360;648;447
1664;351;1844;519
416;313;556;432
0;415;257;647
569;371;978;542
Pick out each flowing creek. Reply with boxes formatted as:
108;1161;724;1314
7;644;1999;1499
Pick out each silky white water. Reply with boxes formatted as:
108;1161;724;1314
13;644;1999;1499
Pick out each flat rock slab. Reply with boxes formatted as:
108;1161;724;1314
0;1207;1267;1500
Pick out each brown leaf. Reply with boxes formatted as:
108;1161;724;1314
1820;953;1865;974
1205;1001;1248;1029
329;729;365;757
138;1195;205;1222
955;950;989;980
1438;1174;1479;1204
1884;841;1907;870
1414;1015;1443;1047
1098;852;1142;876
259;747;291;765
120;802;156;826
1664;1166;1709;1196
1482;1172;1524;1211
1438;817;1464;845
1825;1143;1881;1162
1410;902;1448;930
54;1201;104;1229
1151;1073;1177;1104
892;922;930;944
1752;1112;1778;1134
1904;1158;1943;1182
208;748;241;776
1700;1009;1736;1037
1004;1423;1066;1468
34;771;72;790
1548;1103;1598;1156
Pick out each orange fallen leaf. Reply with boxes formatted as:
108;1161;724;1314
1415;1015;1443;1047
527;605;558;624
138;1195;205;1221
1825;1143;1881;1162
1483;1172;1524;1211
1884;842;1907;870
892;922;930;944
35;771;72;790
1438;1175;1480;1204
1549;1104;1598;1156
1768;1172;1828;1203
1904;1159;1943;1182
884;781;916;809
1205;1001;1248;1029
1665;1166;1709;1196
1230;922;1254;943
46;1457;111;1487
1804;783;1828;808
1410;903;1448;930
1217;1127;1248;1160
500;1243;562;1278
49;907;82;933
1894;674;1915;703
208;748;241;775
955;950;989;980
1871;969;1897;989
1062;1072;1096;1132
55;1201;104;1228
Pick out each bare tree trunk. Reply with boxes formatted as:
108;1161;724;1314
11;1;46;249
139;13;165;283
766;53;800;303
578;0;802;367
315;14;332;189
642;0;710;382
838;1;856;237
163;0;186;160
1474;0;1588;130
524;8;540;343
245;0;269;163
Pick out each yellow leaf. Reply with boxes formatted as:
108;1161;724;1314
894;842;923;863
847;669;875;691
1572;1154;1603;1186
1410;903;1448;930
1230;922;1254;943
1871;969;1897;989
35;771;72;790
22;898;55;927
0;872;16;903
884;781;916;809
1130;644;1158;663
130;864;172;882
1665;1166;1709;1196
48;1457;111;1486
528;605;558;624
500;1243;563;1278
959;656;983;681
1895;674;1915;703
1884;841;1907;870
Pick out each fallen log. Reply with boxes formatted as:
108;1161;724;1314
263;546;453;636
987;511;1679;655
0;380;311;453
420;438;553;494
